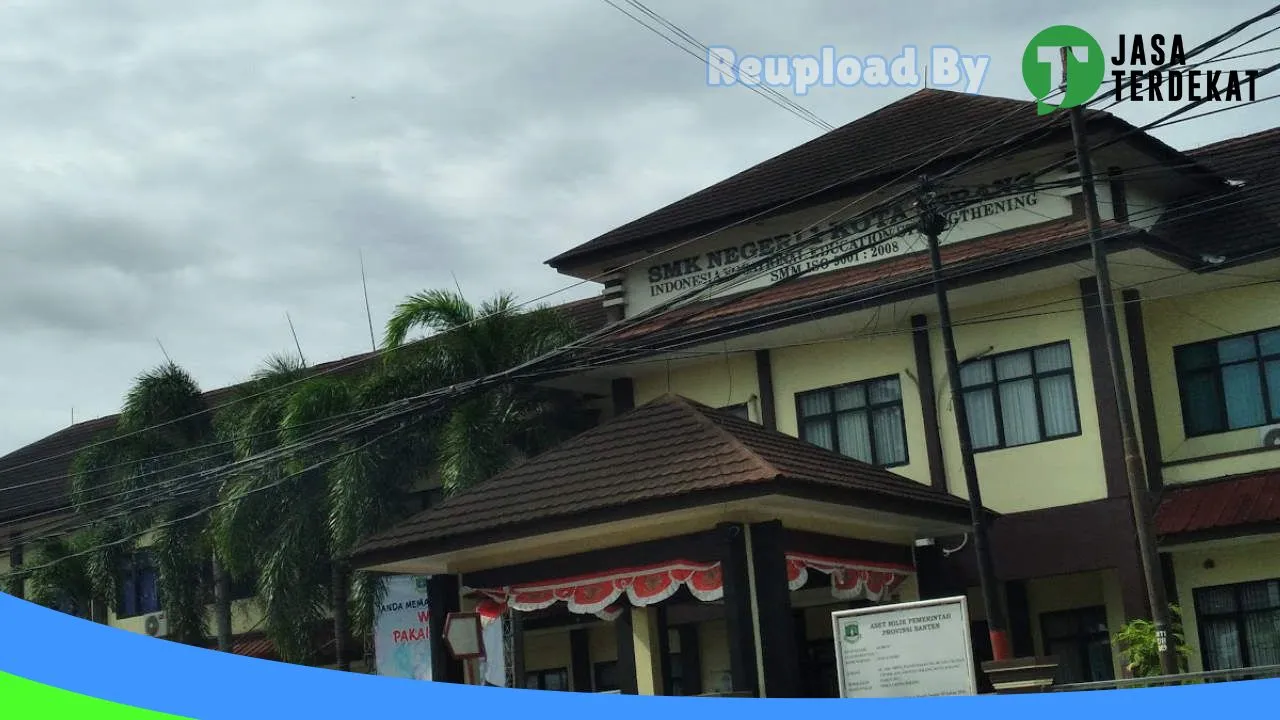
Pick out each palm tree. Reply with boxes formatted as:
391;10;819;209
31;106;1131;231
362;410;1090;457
23;362;233;650
212;354;333;664
213;348;452;667
211;290;593;670
115;362;227;647
383;289;594;494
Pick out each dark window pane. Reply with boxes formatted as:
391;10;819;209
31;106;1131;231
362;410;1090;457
960;359;993;387
1086;638;1116;681
1261;330;1280;357
1222;364;1266;428
799;392;831;416
1048;638;1086;683
1239;580;1280;611
1177;343;1218;372
1198;586;1238;614
1219;336;1258;363
1266;360;1280;421
964;389;999;449
1183;371;1224;435
802;419;833;451
995;351;1033;381
833;385;865;411
998;378;1039;446
1242;610;1280;666
835;412;872;462
868;378;900;404
1201;616;1244;671
138;568;160;614
544;670;567;691
594;661;618;692
1040;375;1079;436
1034;343;1073;372
871;406;906;465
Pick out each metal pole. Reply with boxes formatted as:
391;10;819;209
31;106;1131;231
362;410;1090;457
1065;104;1180;675
917;178;1012;661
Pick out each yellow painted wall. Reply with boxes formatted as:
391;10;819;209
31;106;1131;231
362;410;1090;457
629;283;1111;513
698;618;733;694
522;627;573;675
772;325;930;486
1169;537;1280;673
519;617;734;694
936;286;1108;512
1142;278;1280;485
632;352;759;412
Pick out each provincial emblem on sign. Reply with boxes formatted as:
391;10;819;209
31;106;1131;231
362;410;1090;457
844;621;861;644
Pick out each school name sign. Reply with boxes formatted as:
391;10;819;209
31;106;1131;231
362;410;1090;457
629;174;1059;313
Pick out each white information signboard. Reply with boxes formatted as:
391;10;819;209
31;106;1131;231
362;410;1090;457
831;596;977;699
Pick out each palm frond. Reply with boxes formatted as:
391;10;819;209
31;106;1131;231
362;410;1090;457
383;289;476;350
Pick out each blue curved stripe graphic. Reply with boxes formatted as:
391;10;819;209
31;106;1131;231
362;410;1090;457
2;591;1278;718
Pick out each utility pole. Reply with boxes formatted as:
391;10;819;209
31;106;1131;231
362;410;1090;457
916;177;1011;662
1063;50;1181;675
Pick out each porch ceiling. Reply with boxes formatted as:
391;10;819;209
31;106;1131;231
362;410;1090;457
349;394;980;574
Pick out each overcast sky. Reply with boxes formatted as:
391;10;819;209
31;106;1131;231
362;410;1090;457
1;0;1276;453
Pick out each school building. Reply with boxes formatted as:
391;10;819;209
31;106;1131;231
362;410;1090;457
348;89;1280;696
2;88;1278;696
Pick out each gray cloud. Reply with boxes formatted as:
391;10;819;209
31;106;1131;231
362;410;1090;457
1;0;1276;452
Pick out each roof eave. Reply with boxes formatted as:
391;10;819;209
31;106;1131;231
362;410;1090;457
348;478;984;572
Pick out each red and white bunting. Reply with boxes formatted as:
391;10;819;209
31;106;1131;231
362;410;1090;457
785;552;912;602
467;553;913;620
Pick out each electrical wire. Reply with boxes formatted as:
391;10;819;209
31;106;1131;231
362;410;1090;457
5;167;1274;543
5;102;1274;527
548;175;1280;367
600;0;835;132
8;1;1275;483
6;9;1279;566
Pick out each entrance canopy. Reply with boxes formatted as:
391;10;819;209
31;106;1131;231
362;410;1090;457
349;395;982;576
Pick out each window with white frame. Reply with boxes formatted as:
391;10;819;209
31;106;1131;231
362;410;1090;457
796;375;908;467
960;341;1081;451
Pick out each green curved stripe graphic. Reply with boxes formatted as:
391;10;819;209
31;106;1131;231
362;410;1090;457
0;670;191;719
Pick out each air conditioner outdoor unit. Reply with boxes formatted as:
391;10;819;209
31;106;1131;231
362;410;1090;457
142;612;169;638
1262;424;1280;449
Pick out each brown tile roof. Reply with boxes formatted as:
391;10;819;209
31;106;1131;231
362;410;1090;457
202;624;360;664
1165;127;1280;261
546;89;1125;270
0;297;608;526
349;394;978;567
1155;470;1280;537
1156;470;1280;536
604;216;1123;346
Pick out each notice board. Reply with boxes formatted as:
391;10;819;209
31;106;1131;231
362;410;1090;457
831;596;977;698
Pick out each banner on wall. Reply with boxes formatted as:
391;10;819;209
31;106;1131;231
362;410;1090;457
477;613;507;687
373;575;433;681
